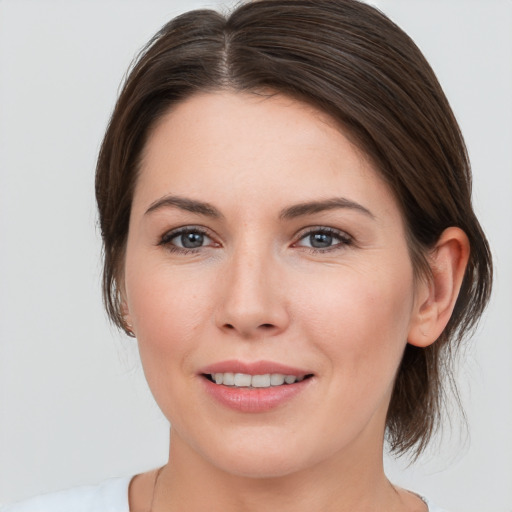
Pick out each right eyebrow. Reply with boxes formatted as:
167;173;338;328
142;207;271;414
144;195;223;219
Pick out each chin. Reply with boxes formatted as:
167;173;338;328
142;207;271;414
211;451;311;479
190;428;328;479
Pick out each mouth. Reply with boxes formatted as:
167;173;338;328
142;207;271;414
199;361;314;412
201;373;314;413
203;372;314;388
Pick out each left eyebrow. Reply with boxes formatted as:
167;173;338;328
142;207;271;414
279;197;375;220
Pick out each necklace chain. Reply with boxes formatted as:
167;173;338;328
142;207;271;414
147;467;427;512
149;466;164;512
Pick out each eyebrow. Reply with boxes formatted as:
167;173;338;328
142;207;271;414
279;197;375;220
145;195;222;218
144;195;374;220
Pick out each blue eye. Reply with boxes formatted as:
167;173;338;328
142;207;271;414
160;227;214;252
176;231;207;248
308;232;334;248
296;228;352;251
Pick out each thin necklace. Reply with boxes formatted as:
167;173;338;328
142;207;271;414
149;466;164;512
148;468;428;512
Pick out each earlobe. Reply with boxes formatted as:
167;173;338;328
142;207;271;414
408;227;470;348
120;290;136;338
122;310;136;338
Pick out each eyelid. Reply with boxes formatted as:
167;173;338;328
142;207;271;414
158;225;219;249
293;226;353;250
294;225;352;240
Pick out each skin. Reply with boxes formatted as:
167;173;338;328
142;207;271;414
122;91;469;511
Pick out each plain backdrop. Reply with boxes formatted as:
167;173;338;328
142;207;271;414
0;1;511;510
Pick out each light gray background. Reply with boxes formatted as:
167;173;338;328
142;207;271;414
0;1;511;510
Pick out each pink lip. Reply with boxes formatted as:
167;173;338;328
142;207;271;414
199;360;311;377
199;360;314;413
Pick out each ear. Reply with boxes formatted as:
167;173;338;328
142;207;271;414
408;227;470;348
118;280;135;337
121;300;132;323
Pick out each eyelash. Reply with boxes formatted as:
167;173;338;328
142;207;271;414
158;226;216;254
294;227;353;253
158;226;353;255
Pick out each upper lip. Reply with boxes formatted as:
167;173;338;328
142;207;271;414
199;360;312;377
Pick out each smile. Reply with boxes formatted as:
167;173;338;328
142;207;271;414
206;373;310;388
200;361;315;412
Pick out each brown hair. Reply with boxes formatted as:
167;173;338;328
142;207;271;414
96;0;492;457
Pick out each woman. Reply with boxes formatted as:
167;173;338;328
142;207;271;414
1;0;492;511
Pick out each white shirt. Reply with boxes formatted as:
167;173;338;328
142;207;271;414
0;478;131;512
0;477;449;512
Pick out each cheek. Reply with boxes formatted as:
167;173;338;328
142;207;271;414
296;262;415;377
124;258;220;422
124;255;215;370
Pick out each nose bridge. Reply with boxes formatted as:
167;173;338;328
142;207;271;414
216;236;288;337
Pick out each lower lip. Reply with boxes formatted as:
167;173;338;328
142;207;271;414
201;376;312;413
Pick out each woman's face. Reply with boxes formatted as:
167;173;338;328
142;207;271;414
123;91;426;477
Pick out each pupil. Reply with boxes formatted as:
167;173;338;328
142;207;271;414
181;232;204;248
311;233;332;248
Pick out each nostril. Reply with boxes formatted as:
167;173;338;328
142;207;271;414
220;322;280;334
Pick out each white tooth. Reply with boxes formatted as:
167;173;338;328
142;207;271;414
234;373;252;387
270;374;285;386
284;375;297;384
296;376;304;382
252;374;271;388
214;373;223;384
223;372;235;386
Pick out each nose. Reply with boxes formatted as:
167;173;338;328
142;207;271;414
215;244;290;339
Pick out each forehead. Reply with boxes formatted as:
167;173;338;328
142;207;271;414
134;91;401;224
143;91;366;166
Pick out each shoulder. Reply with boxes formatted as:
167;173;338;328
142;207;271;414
0;476;132;512
399;487;450;512
423;498;451;512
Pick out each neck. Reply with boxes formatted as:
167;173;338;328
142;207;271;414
151;428;403;512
